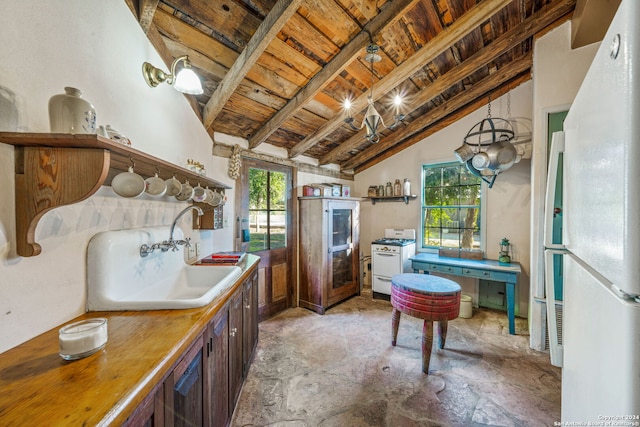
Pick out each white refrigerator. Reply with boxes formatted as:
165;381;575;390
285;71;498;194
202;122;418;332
543;0;640;421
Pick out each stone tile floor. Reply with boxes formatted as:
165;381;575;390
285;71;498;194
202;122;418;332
231;292;561;427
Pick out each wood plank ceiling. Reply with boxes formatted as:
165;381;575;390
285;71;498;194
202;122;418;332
125;0;576;175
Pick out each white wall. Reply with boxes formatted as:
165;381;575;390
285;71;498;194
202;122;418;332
529;22;599;349
354;83;533;317
0;0;236;353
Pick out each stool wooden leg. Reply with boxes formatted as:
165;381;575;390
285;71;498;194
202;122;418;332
391;308;401;346
422;320;434;374
437;320;448;349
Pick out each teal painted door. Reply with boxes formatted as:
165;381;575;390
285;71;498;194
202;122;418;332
548;111;568;301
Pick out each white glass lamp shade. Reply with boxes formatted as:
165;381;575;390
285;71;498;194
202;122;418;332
173;68;203;95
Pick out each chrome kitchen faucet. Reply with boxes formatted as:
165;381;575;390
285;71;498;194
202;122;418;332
140;205;204;257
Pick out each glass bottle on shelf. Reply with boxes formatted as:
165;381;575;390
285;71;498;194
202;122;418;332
403;178;411;196
393;179;401;196
385;182;392;197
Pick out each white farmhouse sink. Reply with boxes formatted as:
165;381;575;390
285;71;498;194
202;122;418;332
87;226;242;310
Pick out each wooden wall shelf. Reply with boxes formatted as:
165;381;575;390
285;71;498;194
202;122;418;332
0;132;231;257
365;195;417;205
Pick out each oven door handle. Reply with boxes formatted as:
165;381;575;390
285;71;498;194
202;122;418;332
377;277;392;282
374;253;396;257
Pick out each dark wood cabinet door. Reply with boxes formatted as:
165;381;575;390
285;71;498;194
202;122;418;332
164;338;203;427
204;308;230;427
228;288;244;414
123;383;164;427
243;269;259;375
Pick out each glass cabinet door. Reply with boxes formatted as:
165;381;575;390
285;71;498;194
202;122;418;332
329;206;354;290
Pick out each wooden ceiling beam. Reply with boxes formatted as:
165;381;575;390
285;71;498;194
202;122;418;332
320;0;575;166
202;0;305;130
153;8;238;69
341;53;532;171
139;0;159;34
123;0;137;17
320;129;370;166
247;0;421;149
287;0;512;159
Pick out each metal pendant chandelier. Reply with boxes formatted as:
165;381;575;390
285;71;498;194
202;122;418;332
343;43;404;143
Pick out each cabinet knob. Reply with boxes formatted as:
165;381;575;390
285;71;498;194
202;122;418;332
245;304;251;309
230;327;238;337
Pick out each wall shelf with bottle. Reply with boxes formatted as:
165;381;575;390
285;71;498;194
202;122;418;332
365;195;417;205
0;132;231;257
366;178;413;203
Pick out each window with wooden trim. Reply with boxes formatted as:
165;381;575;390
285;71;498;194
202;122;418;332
421;162;482;250
248;168;287;252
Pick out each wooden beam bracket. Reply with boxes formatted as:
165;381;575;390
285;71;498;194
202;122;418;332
14;146;110;257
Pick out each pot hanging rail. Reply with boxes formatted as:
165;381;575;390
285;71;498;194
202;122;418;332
454;96;519;188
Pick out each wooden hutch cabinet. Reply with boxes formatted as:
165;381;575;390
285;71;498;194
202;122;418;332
298;197;360;314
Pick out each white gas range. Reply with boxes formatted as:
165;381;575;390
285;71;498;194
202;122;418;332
371;229;416;298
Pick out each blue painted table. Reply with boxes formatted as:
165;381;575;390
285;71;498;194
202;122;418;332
410;253;522;335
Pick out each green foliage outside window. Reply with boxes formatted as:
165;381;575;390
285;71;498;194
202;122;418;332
248;168;287;252
422;162;481;249
249;169;286;210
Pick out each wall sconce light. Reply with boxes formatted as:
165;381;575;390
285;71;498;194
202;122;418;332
142;55;203;95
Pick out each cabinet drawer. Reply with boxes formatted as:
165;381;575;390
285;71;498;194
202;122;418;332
460;267;492;279
461;268;513;282
425;263;462;275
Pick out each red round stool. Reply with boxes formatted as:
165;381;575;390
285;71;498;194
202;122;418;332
391;273;461;374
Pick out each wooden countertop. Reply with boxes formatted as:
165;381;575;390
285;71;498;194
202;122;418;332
0;254;259;426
